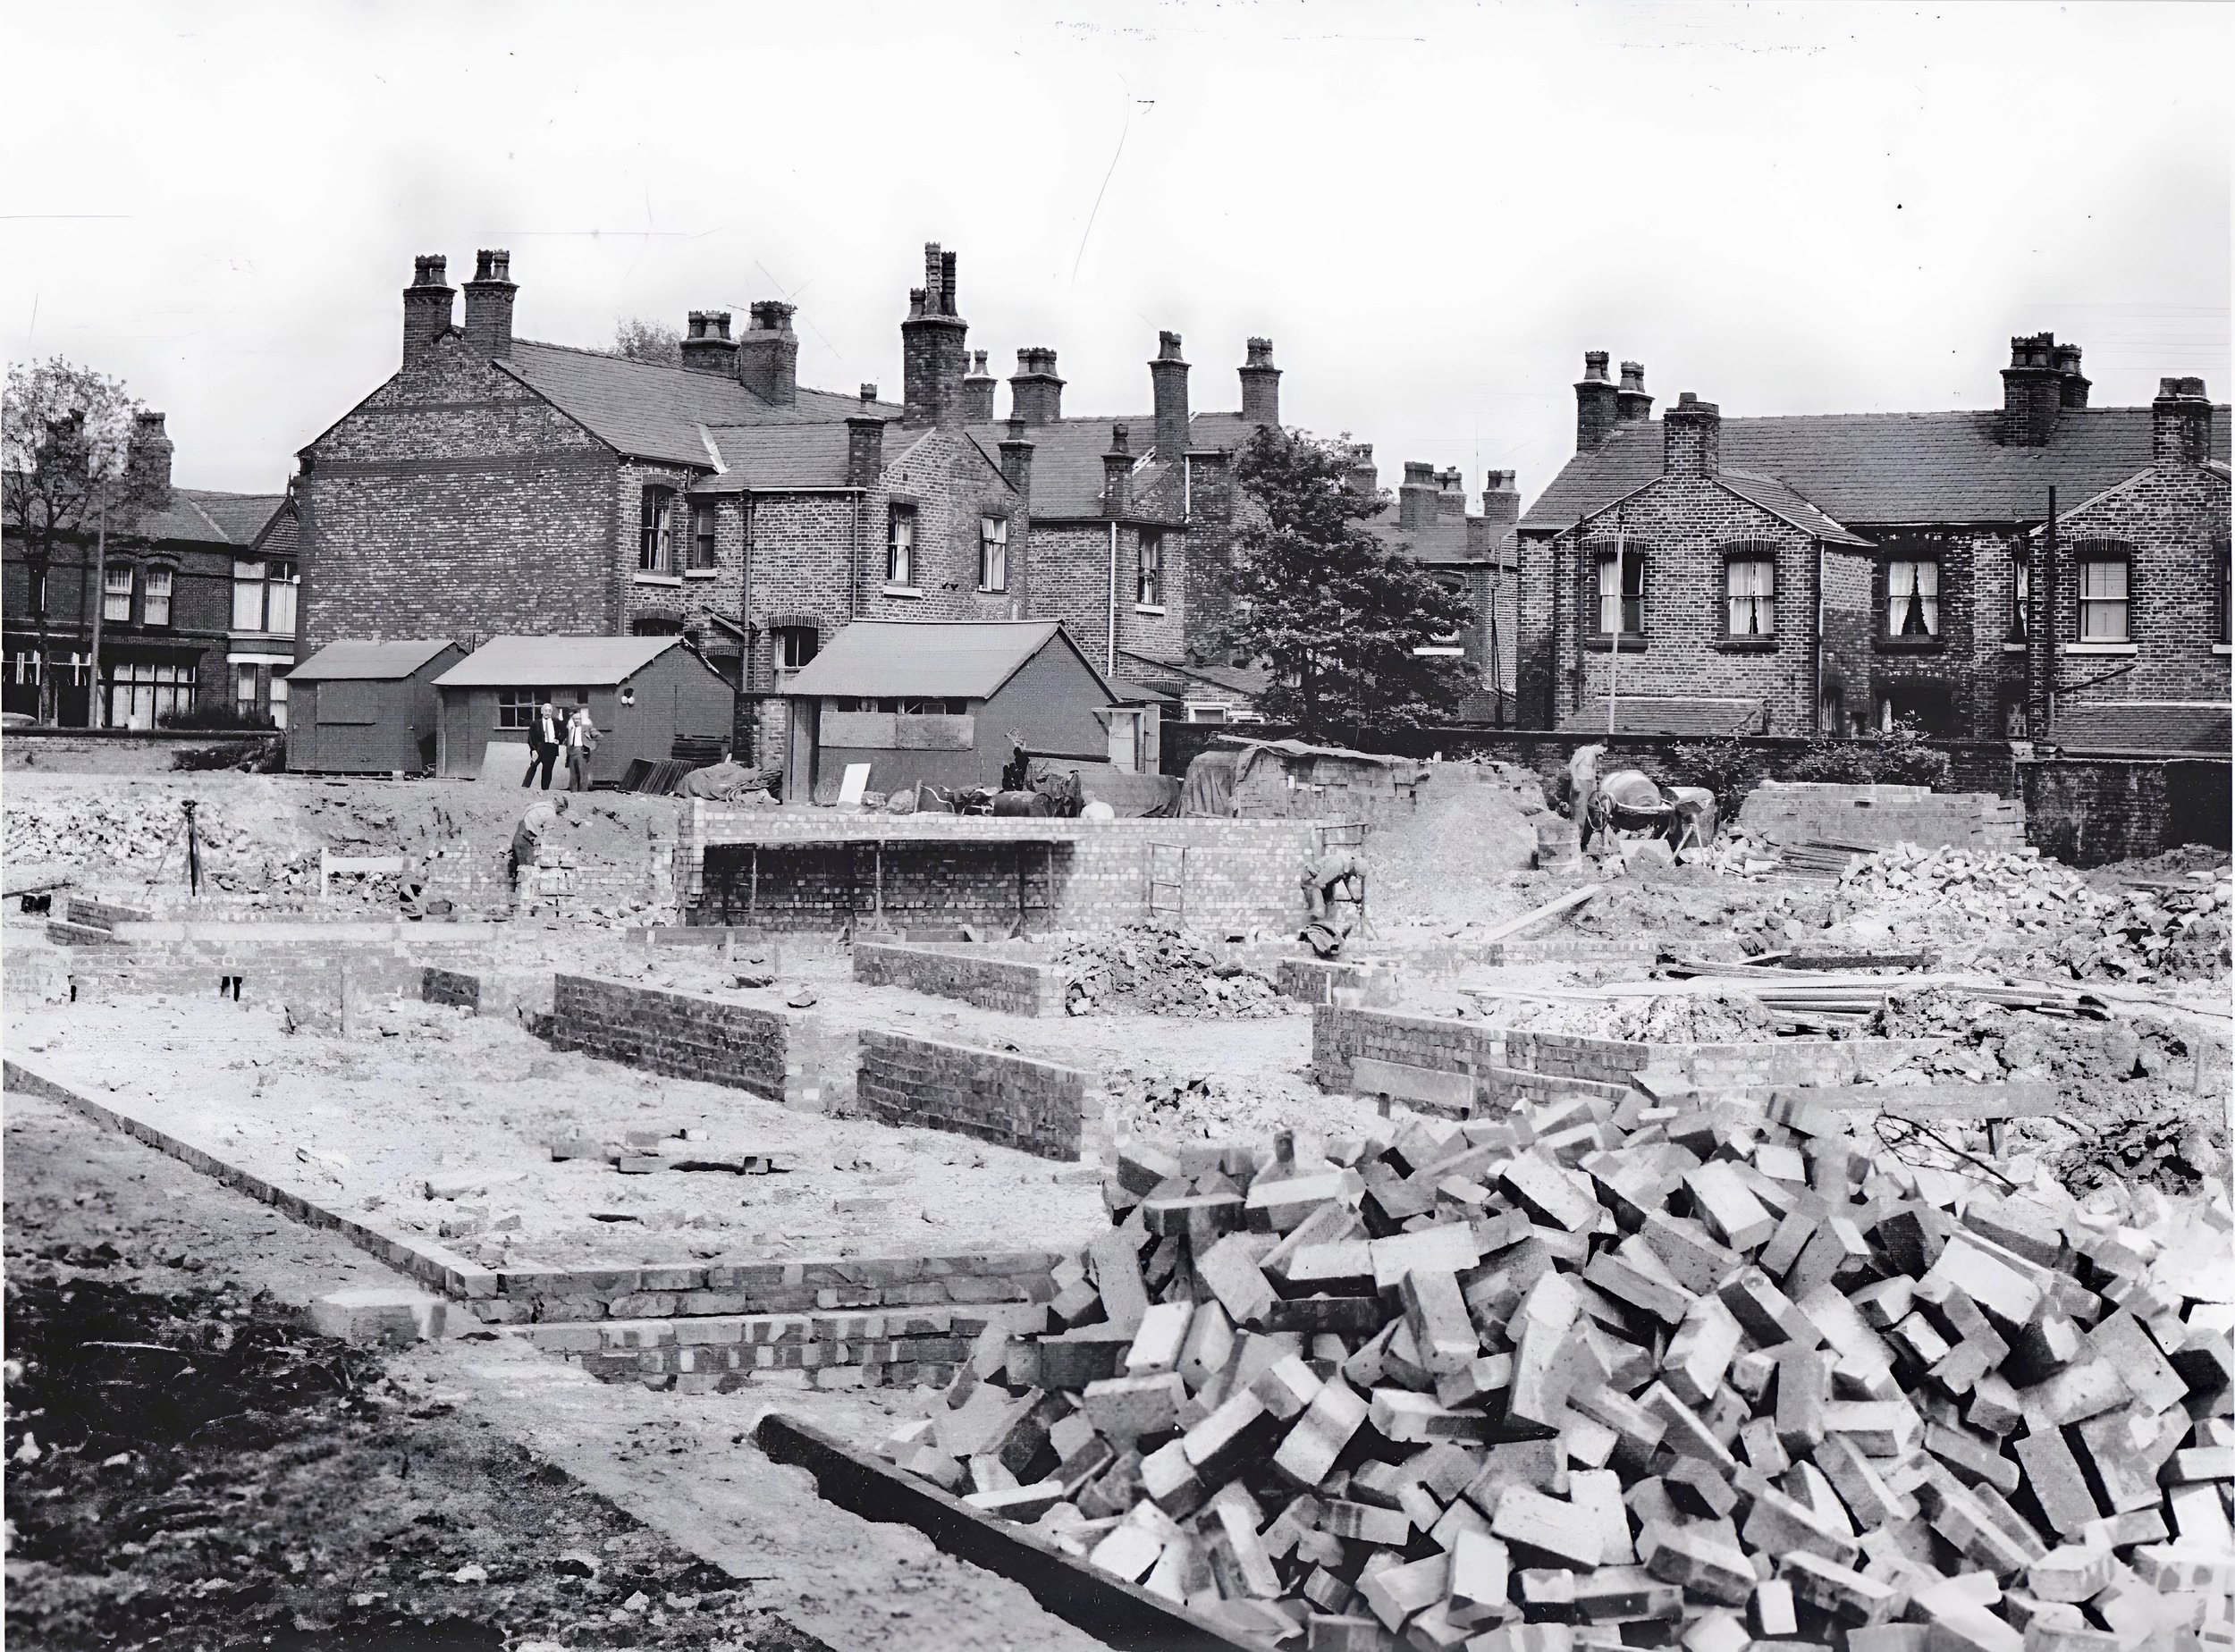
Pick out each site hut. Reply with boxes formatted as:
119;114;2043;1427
283;639;463;774
772;618;1151;804
428;635;735;783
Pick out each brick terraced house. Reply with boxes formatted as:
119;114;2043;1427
1515;338;2231;746
2;411;298;728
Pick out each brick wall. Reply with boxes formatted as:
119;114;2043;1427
2012;755;2235;868
1276;957;1402;1007
420;966;553;1022
527;1303;1010;1392
1733;781;2027;852
679;808;1324;933
541;973;830;1108
65;931;487;1024
1311;1005;1509;1096
853;940;1069;1016
856;1028;1087;1160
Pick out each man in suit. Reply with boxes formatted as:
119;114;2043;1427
564;704;599;792
522;698;562;789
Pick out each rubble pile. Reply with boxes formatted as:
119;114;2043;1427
1602;994;1780;1044
882;1089;2235;1650
1055;924;1286;1019
1106;1072;1340;1144
1840;846;2231;983
4;792;245;870
1702;830;1783;881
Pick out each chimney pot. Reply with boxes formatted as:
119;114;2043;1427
1102;424;1134;518
1397;461;1438;529
860;383;879;404
902;242;969;426
1008;346;1066;426
961;349;997;423
1343;442;1379;497
1149;330;1191;459
1615;359;1653;425
737;300;799;406
401;252;456;369
1574;350;1620;451
1239;336;1281;426
679;308;739;376
2153;375;2214;466
2001;330;2067;446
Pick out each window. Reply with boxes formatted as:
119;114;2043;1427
2011;553;2029;642
234;663;259;719
1596;546;1643;634
11;650;42;685
105;661;195;729
497;687;537;730
979;515;1008;592
638;486;676;574
896;697;967;715
1137;530;1163;608
104;565;134;623
269;676;288;730
887;504;916;586
773;626;819;671
232;558;299;633
142;567;173;627
689;503;718;570
1725;555;1775;636
2003;695;2028;738
2078;553;2129;642
27;566;46;616
1886;558;1938;636
1184;702;1231;724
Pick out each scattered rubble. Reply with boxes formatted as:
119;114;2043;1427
883;1089;2235;1650
1054;924;1287;1018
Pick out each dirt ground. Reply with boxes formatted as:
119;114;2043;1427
2;1089;1109;1652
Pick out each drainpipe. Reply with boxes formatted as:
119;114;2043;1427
1107;521;1119;676
849;492;862;621
1813;536;1826;735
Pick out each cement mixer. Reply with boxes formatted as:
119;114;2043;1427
1568;744;1717;856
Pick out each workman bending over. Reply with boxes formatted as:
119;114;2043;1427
510;793;569;897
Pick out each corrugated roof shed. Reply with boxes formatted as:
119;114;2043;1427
782;620;1117;702
433;634;685;687
288;639;457;681
1520;406;2233;532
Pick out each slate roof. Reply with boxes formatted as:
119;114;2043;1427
1184;411;1269;456
433;635;687;688
1118;650;1271;701
288;639;457;682
2053;702;2232;756
136;488;289;547
1520;406;2233;534
782;619;1118;703
500;341;902;469
1362;505;1481;562
1716;470;1874;547
692;424;857;493
964;420;1177;519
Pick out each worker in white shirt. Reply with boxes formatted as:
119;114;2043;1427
564;704;599;793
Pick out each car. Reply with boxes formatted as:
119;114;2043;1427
0;712;37;729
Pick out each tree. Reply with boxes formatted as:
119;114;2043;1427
3;358;145;721
1225;425;1477;737
611;316;682;367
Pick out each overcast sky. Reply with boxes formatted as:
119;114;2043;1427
4;1;2227;502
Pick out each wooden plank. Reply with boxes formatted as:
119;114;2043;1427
753;1413;1254;1652
1349;1057;1477;1112
1472;883;1601;945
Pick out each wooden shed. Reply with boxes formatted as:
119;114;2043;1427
283;638;462;774
778;620;1151;804
430;635;736;784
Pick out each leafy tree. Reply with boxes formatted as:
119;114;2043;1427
3;358;146;721
611;316;683;367
1225;426;1476;737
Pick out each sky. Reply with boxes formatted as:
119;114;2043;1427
3;0;2228;503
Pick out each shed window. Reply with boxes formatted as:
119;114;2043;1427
1137;531;1164;607
979;515;1008;592
103;565;134;623
689;502;718;569
497;688;537;730
887;504;916;586
2078;552;2129;642
1725;555;1775;636
638;487;676;574
1886;558;1938;636
141;567;173;627
1595;546;1643;634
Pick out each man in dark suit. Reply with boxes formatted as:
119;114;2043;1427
522;698;562;789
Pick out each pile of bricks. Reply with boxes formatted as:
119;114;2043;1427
877;1081;2235;1649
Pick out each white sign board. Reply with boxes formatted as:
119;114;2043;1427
834;762;873;812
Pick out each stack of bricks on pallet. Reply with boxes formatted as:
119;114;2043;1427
538;973;825;1108
678;807;1325;933
877;1083;2235;1651
1279;958;1404;1009
854;940;1070;1017
1735;785;2028;855
857;1028;1086;1162
1314;1005;1945;1119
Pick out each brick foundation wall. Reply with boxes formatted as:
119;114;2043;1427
541;974;830;1108
1734;782;2026;851
2014;756;2216;868
1311;1005;1509;1099
63;931;490;1025
1275;957;1402;1007
420;966;554;1022
853;940;1069;1016
679;809;1323;934
856;1029;1086;1161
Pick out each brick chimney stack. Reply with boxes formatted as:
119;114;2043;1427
401;254;455;370
2001;332;2067;448
737;301;799;408
2053;341;2090;409
1343;442;1379;497
1397;461;1438;528
461;249;516;359
1480;469;1521;540
1008;347;1065;426
1150;331;1191;460
1102;424;1134;518
1664;392;1721;477
1574;350;1618;451
1436;467;1468;522
126;411;173;507
962;350;997;422
999;414;1035;498
2153;376;2214;466
679;310;738;376
1239;337;1281;427
847;411;888;488
1616;360;1653;425
901;242;969;427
